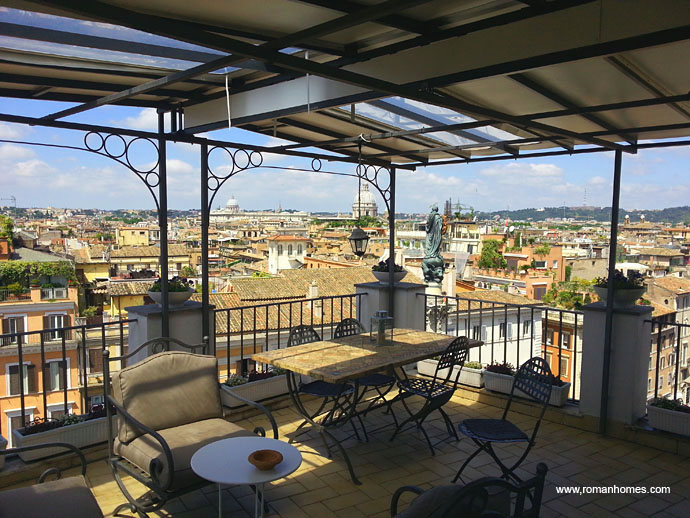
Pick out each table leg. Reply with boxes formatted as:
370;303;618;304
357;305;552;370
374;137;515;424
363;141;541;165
253;482;265;518
218;483;222;518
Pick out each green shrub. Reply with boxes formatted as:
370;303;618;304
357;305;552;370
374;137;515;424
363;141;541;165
7;282;24;295
465;361;483;369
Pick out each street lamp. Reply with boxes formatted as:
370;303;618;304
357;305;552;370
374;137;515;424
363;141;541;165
348;226;369;257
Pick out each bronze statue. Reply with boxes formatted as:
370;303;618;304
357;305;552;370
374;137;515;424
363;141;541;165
422;204;445;283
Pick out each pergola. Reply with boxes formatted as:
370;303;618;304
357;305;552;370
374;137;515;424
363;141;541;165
1;0;690;432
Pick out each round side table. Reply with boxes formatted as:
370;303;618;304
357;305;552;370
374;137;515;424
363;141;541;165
191;436;302;518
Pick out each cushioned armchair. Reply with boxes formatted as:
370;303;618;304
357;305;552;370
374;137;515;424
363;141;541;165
103;337;278;517
0;442;103;518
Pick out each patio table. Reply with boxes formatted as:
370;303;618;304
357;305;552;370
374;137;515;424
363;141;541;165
253;328;482;484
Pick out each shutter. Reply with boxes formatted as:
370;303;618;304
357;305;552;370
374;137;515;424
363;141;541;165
507;322;513;339
27;364;37;393
63;314;72;340
9;364;19;395
481;326;487;341
58;360;67;390
15;317;24;333
1;319;8;346
42;315;50;340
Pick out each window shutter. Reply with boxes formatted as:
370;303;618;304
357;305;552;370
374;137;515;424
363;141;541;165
27;364;37;393
1;319;8;346
15;317;24;333
9;364;19;395
42;315;50;341
63;315;72;340
481;326;487;341
507;322;513;339
58;360;66;390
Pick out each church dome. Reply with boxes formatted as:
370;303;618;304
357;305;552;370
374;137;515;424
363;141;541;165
225;195;240;213
352;183;378;218
353;183;376;206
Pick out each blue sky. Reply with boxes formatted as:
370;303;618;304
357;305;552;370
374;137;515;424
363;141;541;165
1;98;688;214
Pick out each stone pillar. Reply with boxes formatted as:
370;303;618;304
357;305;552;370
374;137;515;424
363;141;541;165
579;302;652;425
125;301;215;365
355;281;426;331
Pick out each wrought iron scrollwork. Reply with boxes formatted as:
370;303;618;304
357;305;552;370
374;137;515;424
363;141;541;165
84;131;161;209
206;146;264;211
355;163;393;212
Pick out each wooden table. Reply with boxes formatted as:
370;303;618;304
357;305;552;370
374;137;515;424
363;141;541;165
253;328;481;384
253;329;482;484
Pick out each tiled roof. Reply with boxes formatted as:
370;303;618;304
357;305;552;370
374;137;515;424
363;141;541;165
266;235;310;242
110;244;188;258
454;289;543;308
649;301;675;317
73;245;109;263
634;247;684;257
190;292;242;309
649;276;690;294
108;280;154;296
10;247;66;262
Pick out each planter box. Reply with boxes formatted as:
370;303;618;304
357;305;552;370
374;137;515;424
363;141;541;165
417;359;484;388
0;434;7;470
372;271;407;284
221;374;289;408
12;417;111;462
647;405;690;436
483;371;571;407
147;288;194;308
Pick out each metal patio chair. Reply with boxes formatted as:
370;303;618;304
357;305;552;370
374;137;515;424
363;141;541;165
390;336;470;455
453;357;552;484
334;318;398;438
0;443;103;518
103;337;278;518
391;463;548;518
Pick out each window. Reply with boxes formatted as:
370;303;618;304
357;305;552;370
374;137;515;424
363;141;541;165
140;231;146;236
535;260;546;268
44;360;67;391
43;314;66;340
661;357;666;369
499;322;506;339
277;245;283;255
176;263;182;271
8;363;37;395
546;329;554;346
89;348;104;374
658;376;663;388
649;356;652;370
1;316;25;344
561;332;571;349
553;260;558;268
684;343;688;365
559;357;568;378
648;378;652;392
523;320;532;337
472;325;481;341
7;409;33;447
297;244;303;255
534;286;546;300
545;351;552;367
288;244;293;256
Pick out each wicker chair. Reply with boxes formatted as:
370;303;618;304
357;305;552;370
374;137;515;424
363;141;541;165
390;336;470;455
391;463;548;517
453;357;552;484
103;337;278;518
0;443;103;518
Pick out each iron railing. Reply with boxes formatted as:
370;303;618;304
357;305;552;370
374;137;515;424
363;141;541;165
40;287;68;300
0;288;31;302
214;293;365;378
421;294;583;401
648;317;690;403
0;319;133;441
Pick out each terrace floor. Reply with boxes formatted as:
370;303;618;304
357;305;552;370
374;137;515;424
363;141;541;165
10;391;690;518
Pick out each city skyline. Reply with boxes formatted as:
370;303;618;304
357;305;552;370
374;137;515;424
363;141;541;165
2;101;689;213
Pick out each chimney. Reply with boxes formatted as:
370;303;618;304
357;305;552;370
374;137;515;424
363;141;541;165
308;280;322;318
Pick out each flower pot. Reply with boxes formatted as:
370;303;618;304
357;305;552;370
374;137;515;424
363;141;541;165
417;359;485;388
593;286;645;307
647;404;690;436
12;417;112;462
372;271;407;284
147;288;194;308
484;371;571;407
220;375;289;408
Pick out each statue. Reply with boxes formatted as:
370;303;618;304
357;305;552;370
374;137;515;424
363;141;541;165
422;204;445;284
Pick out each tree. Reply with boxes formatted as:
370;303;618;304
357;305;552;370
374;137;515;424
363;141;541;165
478;240;507;269
180;265;197;278
0;215;14;240
565;265;572;282
534;244;551;257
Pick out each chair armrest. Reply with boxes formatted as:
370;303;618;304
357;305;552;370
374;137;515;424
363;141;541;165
107;395;175;491
390;485;424;517
220;385;279;439
0;442;87;479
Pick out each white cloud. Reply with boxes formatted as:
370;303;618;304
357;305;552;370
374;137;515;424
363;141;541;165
0;144;35;161
114;108;159;131
0;122;28;139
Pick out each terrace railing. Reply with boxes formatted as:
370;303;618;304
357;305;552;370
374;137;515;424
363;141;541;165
214;293;365;378
421;294;583;402
0;319;132;441
649;317;690;403
0;288;31;302
40;287;68;300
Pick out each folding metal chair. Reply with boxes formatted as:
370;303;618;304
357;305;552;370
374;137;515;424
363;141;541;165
286;324;360;441
453;357;552;484
334;318;398;439
390;336;470;455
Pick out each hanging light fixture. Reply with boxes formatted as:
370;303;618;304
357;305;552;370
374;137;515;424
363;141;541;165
348;138;370;257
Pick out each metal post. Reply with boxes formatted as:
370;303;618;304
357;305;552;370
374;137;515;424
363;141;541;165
157;109;169;338
200;140;211;348
600;149;623;435
388;167;396;318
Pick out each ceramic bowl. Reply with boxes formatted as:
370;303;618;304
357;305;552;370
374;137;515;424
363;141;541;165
248;449;283;470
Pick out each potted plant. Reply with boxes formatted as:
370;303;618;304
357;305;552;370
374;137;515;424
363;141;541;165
372;258;407;284
12;405;111;462
647;397;690;436
417;359;485;388
147;276;194;307
220;368;289;409
483;361;571;407
593;270;646;307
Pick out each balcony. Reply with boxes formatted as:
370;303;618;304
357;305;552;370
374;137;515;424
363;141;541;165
0;288;31;302
1;290;689;517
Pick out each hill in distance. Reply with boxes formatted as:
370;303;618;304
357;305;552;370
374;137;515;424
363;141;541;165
476;206;690;225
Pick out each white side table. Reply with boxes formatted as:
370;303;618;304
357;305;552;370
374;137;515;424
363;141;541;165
191;436;302;518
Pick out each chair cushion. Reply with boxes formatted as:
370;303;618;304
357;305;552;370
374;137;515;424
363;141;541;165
112;351;223;443
0;475;103;518
396;484;510;518
114;417;252;491
460;419;529;443
300;380;354;397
